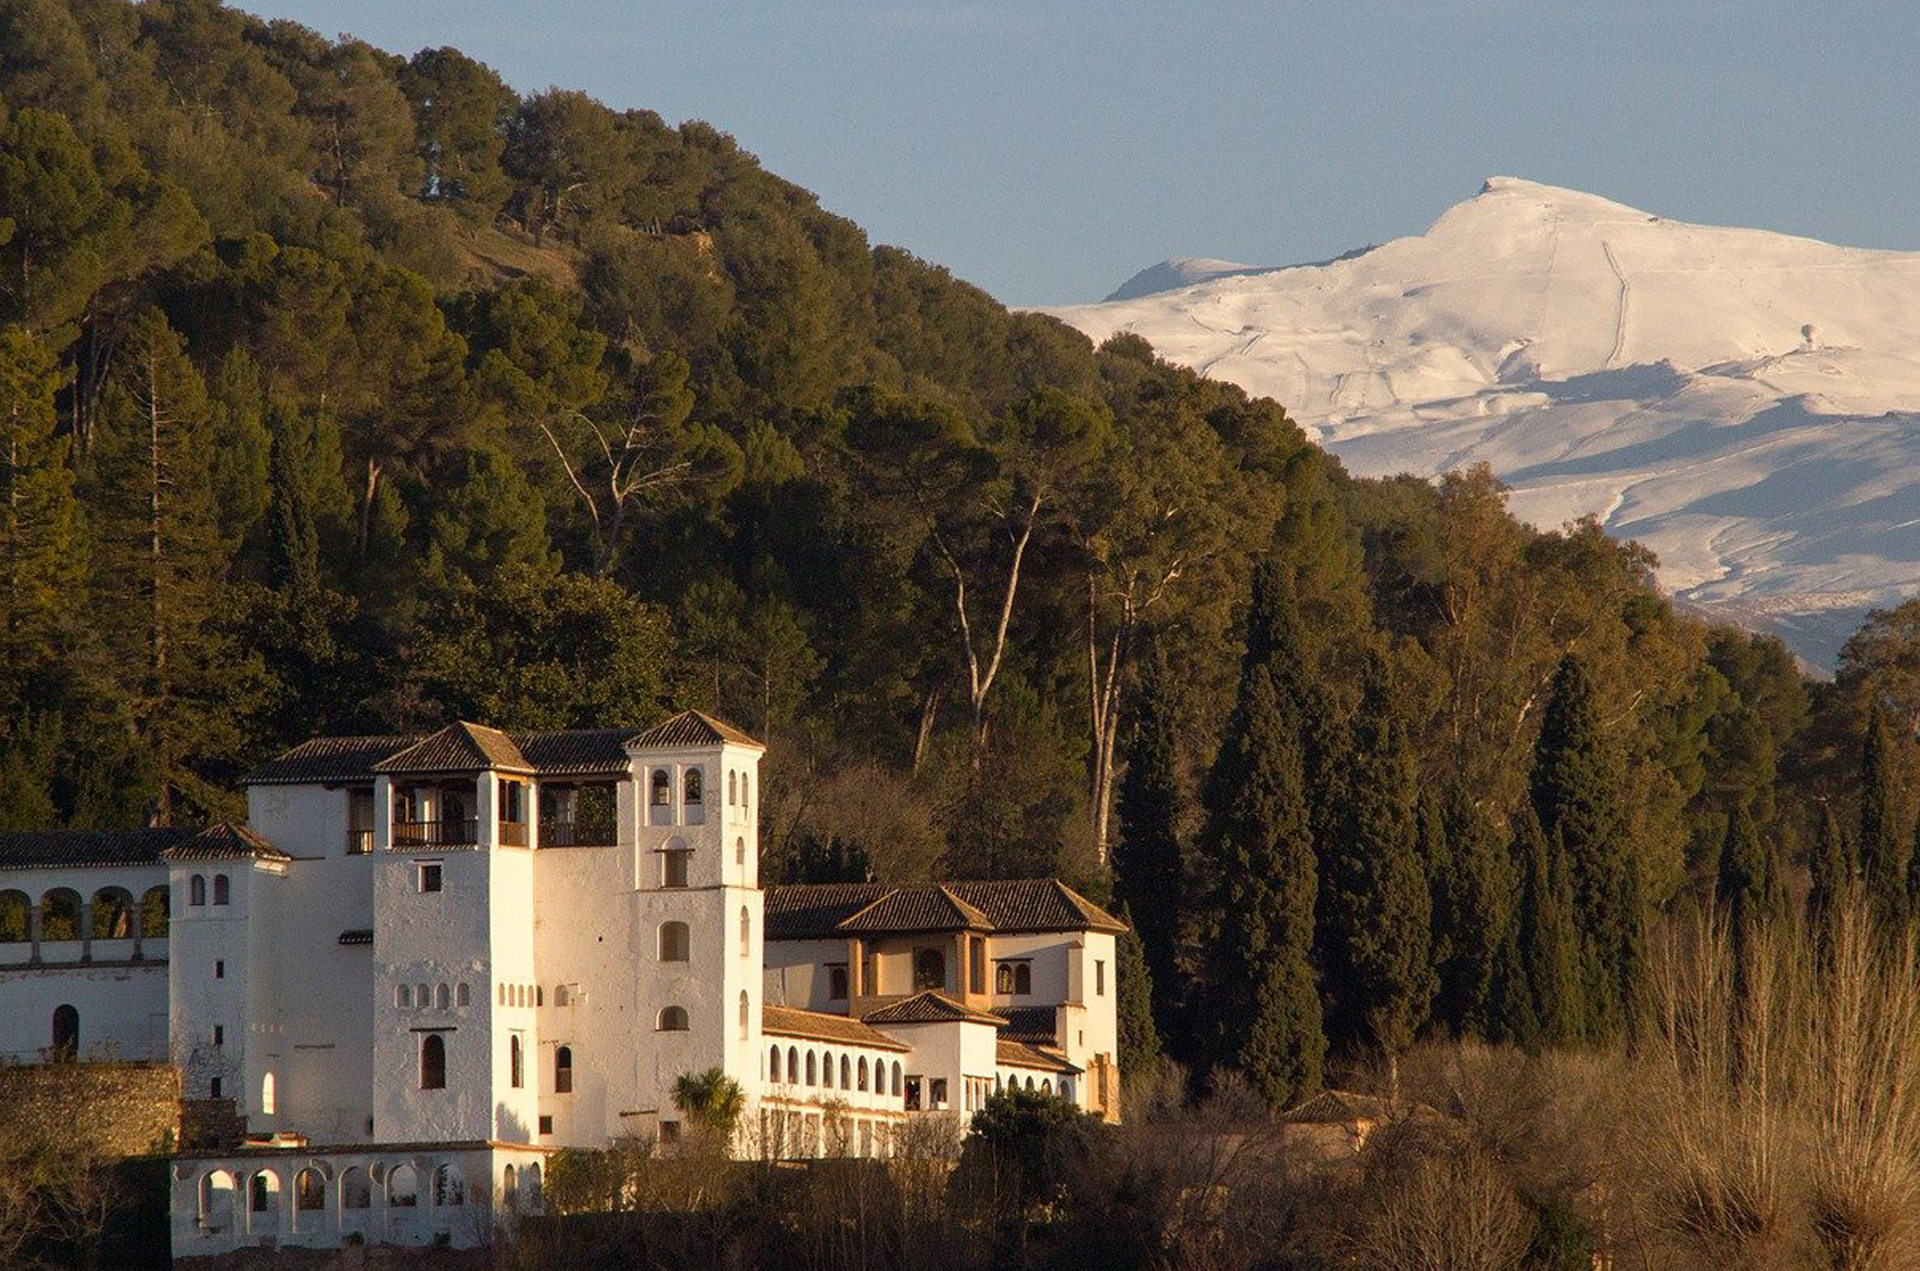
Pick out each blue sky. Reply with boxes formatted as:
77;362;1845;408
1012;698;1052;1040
237;0;1920;307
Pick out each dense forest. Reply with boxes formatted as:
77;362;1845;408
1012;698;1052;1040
3;0;1919;1107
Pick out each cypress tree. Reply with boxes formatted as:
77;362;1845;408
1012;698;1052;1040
1321;651;1433;1060
1717;802;1789;939
0;325;83;677
1197;559;1325;1107
1434;785;1515;1038
1111;905;1163;1078
1807;802;1854;968
1513;809;1584;1048
1113;643;1186;1041
1858;706;1907;931
264;401;320;597
1531;653;1633;1042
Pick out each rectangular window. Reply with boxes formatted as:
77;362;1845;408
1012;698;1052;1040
215;960;225;979
969;938;986;995
930;1078;949;1109
210;1076;222;1099
1096;959;1106;996
418;862;443;894
213;1026;224;1047
904;1077;923;1111
996;960;1033;995
827;964;849;1001
662;850;690;888
538;1115;553;1135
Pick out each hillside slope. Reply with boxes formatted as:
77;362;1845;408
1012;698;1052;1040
1045;178;1920;665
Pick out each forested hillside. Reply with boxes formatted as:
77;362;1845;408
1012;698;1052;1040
3;0;1907;1091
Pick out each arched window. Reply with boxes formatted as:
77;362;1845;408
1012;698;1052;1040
788;1046;799;1083
739;989;750;1040
555;1046;573;1094
189;875;206;907
295;1168;325;1212
657;1005;689;1031
739;906;751;958
417;983;429;1009
456;982;470;1007
212;874;230;906
396;984;410;1009
770;1045;783;1082
892;1062;902;1097
91;888;133;938
140;886;169;938
729;771;737;805
840;1055;851;1089
434;1164;466;1207
996;963;1014;994
658;920;690;962
736;836;746;867
742;774;749;808
822;1051;835;1089
201;1170;236;1228
388;1163;419;1208
829;965;849;1000
509;1035;524;1087
858;1057;870;1091
435;983;450;1010
805;1051;818;1086
39;889;80;941
555;984;569;1006
0;890;28;942
498;984;506;1006
650;770;670;806
684;768;703;804
340;1167;371;1209
51;1004;78;1055
912;948;945;992
250;1170;279;1214
260;1071;276;1114
421;1034;446;1089
502;1164;516;1201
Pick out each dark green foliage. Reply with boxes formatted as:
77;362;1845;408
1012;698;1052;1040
1111;906;1163;1077
1112;645;1184;1041
1512;810;1584;1048
1320;650;1433;1056
1857;705;1907;929
1196;560;1325;1106
1433;786;1515;1038
1807;802;1854;966
1716;802;1788;940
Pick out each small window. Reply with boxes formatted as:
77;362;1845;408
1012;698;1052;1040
659;921;690;962
539;1115;553;1135
663;849;690;888
904;1076;921;1111
456;983;470;1007
651;770;670;806
997;960;1032;995
742;774;749;808
261;1071;276;1114
210;1076;222;1099
840;1055;851;1089
739;990;750;1040
729;771;737;805
828;964;849;1001
770;1046;783;1082
556;1045;573;1093
418;862;442;894
684;768;703;804
396;984;410;1008
1096;959;1106;996
858;1057;870;1091
736;836;746;867
658;1005;689;1032
806;1052;818;1086
190;875;206;907
212;874;230;905
435;983;450;1010
510;1034;524;1088
930;1078;948;1109
213;1025;224;1047
215;960;225;979
892;1062;902;1097
555;984;569;1007
913;948;945;992
537;985;544;1007
740;906;751;958
422;1034;447;1088
498;984;506;1006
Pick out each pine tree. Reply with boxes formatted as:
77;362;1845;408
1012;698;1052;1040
0;325;83;677
1512;808;1583;1048
1807;802;1854;968
1196;558;1325;1107
1434;785;1515;1038
1111;905;1163;1078
1112;643;1186;1043
1857;705;1907;930
1531;653;1634;1042
1321;651;1433;1061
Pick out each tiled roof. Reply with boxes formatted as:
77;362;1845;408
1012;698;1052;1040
996;1040;1080;1075
337;929;373;946
373;722;532;775
762;1005;912;1052
837;885;993;933
626;709;762;751
162;824;291;863
992;1006;1059;1045
513;729;633;776
765;880;1127;940
860;991;1005;1027
0;827;195;871
243;735;417;786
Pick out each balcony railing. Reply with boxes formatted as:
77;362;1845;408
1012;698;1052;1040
540;821;618;848
346;829;374;855
391;818;479;848
498;820;527;848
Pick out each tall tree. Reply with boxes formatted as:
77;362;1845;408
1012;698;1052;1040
1807;802;1854;968
1858;705;1907;930
1512;809;1584;1049
0;325;82;674
1112;643;1186;1037
1111;905;1163;1079
398;46;516;214
1531;652;1635;1042
1320;650;1433;1064
1196;559;1324;1106
1716;802;1788;943
1433;785;1515;1039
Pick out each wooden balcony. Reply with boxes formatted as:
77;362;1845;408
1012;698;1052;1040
540;820;618;848
391;818;479;848
498;820;528;848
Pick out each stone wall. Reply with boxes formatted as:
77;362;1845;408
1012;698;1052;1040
0;1061;181;1156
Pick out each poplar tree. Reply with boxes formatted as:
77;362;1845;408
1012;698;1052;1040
1857;705;1907;930
1112;644;1186;1037
1434;785;1515;1038
1513;809;1583;1048
1321;651;1432;1061
1197;559;1324;1107
1531;653;1634;1042
0;325;83;675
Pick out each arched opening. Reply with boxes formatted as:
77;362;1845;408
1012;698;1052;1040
433;1164;466;1207
0;890;28;942
658;920;690;962
555;1046;573;1094
891;1062;902;1097
736;836;746;868
805;1051;817;1086
684;767;703;804
769;1045;782;1082
339;1167;371;1210
434;983;449;1010
840;1055;851;1089
739;990;750;1040
388;1163;419;1208
728;770;737;805
742;774;749;808
139;886;169;938
822;1051;835;1090
501;1164;517;1205
456;982;469;1006
50;1004;78;1056
200;1170;236;1231
90;888;133;938
421;1034;446;1089
190;875;206;907
788;1046;799;1083
509;1034;524;1087
39;889;80;941
248;1171;280;1227
650;769;670;806
260;1071;276;1114
294;1168;325;1216
858;1057;869;1091
739;906;750;958
526;1163;541;1207
212;874;230;906
657;1005;688;1032
912;947;945;992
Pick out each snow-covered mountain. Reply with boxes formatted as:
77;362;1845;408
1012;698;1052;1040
1044;177;1920;668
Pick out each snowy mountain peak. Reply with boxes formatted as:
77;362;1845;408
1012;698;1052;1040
1043;180;1920;667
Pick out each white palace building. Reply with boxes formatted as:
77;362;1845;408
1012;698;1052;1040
0;711;1124;1258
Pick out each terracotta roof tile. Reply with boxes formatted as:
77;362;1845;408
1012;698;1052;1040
837;885;993;933
373;722;532;775
625;710;762;751
996;1039;1080;1074
512;729;633;776
161;824;291;863
243;735;417;786
860;991;1004;1027
766;880;1127;940
762;1005;912;1052
991;1006;1059;1045
0;827;195;871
